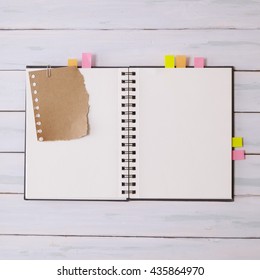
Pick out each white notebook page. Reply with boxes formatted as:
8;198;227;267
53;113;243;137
134;68;233;199
26;68;126;200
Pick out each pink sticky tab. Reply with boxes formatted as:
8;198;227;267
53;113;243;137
194;57;205;68
82;53;92;68
232;150;245;160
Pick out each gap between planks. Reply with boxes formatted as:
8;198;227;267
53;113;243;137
0;233;259;239
0;193;260;198
2;28;260;31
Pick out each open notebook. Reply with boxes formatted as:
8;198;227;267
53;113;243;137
25;66;233;201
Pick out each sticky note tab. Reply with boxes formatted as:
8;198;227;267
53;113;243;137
164;55;175;68
82;53;92;68
232;150;245;160
68;59;78;67
194;57;205;68
176;56;187;68
232;137;243;148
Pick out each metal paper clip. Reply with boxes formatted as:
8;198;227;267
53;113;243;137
46;65;51;77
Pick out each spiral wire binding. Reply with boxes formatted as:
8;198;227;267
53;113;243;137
121;71;137;197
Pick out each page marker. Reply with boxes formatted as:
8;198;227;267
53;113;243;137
194;57;205;68
68;59;78;67
232;150;245;160
176;56;187;68
164;55;175;68
82;53;92;68
232;137;243;148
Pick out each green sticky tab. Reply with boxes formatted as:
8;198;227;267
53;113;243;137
164;55;175;68
232;137;243;148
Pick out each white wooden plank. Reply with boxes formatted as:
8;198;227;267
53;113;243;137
1;154;259;196
235;113;260;153
0;235;259;260
0;112;24;152
235;72;260;112
0;195;259;237
1;30;260;70
0;71;24;111
0;154;24;193
0;112;260;195
235;155;260;196
1;71;260;112
0;112;257;153
1;0;260;30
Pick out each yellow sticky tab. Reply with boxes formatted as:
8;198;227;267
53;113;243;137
68;59;78;67
164;55;175;68
232;137;243;148
176;55;187;68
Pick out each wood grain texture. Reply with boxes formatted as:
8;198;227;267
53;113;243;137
0;154;24;193
1;0;260;30
0;112;24;152
0;71;24;111
235;72;260;112
0;195;259;238
235;113;260;154
0;0;259;260
1;30;260;70
0;235;259;260
235;155;260;195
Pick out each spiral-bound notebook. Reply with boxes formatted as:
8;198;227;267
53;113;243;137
25;66;233;201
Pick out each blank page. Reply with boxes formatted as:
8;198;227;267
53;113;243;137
26;68;126;200
134;68;233;200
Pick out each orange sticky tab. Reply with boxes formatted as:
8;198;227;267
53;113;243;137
68;59;78;67
176;56;187;68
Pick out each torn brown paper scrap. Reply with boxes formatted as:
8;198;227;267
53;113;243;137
29;67;89;141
